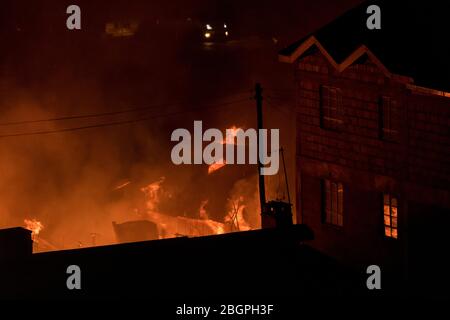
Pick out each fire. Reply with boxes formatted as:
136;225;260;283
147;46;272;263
208;125;241;174
223;126;241;145
225;196;251;232
138;178;253;239
199;200;209;219
24;218;44;239
208;162;226;174
146;211;226;238
141;177;165;212
114;180;131;190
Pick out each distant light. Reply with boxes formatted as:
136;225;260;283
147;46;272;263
204;32;211;38
224;24;227;28
206;24;212;30
225;31;229;36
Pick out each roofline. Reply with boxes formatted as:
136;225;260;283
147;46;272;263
279;36;337;66
279;35;450;98
278;35;415;84
407;84;450;98
280;36;450;98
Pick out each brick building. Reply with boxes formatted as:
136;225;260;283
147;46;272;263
279;0;450;295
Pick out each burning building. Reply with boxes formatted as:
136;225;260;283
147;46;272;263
1;0;448;301
0;0;290;251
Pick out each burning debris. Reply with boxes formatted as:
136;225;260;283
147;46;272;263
24;218;44;240
23;218;58;252
224;196;251;232
171;121;280;176
145;211;226;238
208;125;241;174
208;162;226;174
112;173;258;242
141;177;166;212
114;181;131;191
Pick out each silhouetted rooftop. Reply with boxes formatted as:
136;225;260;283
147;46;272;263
0;225;370;299
280;0;450;92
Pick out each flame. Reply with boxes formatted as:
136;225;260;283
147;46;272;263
138;178;254;238
24;218;44;239
208;162;226;174
141;177;165;212
115;173;256;243
208;125;242;174
199;200;209;219
140;178;224;237
146;211;226;238
223;126;241;145
225;196;251;232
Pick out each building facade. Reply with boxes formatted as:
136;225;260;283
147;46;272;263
280;36;450;294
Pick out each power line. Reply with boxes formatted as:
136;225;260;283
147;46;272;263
0;102;180;127
0;97;251;139
0;90;252;127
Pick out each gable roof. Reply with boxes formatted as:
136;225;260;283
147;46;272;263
279;0;450;93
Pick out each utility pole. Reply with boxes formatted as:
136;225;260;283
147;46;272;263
255;83;267;211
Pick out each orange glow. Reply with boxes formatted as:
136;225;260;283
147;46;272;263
208;161;226;174
207;126;242;174
223;126;241;145
224;196;251;232
392;229;398;239
139;178;254;239
24;218;44;240
114;181;131;190
141;177;165;211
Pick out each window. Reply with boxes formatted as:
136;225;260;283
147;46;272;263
323;180;344;226
320;86;343;130
380;96;399;141
383;194;398;239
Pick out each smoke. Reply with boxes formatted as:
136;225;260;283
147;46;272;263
0;0;360;250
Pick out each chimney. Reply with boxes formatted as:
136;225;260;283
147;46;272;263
0;227;33;260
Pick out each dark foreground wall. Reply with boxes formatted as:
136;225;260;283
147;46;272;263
0;225;373;299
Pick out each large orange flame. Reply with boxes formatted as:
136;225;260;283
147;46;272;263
138;177;253;239
208;125;242;174
24;218;44;239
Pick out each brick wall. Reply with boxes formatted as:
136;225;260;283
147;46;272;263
407;93;450;189
293;50;450;286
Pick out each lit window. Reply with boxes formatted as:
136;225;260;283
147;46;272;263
320;86;343;130
323;180;344;227
380;96;399;141
383;194;398;239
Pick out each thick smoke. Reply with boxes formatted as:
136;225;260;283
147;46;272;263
0;0;361;250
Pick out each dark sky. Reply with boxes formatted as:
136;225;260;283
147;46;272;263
0;0;363;105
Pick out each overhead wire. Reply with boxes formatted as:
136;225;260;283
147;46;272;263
0;96;251;139
0;90;253;127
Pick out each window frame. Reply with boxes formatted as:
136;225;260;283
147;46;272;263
383;193;399;239
322;179;344;227
379;96;399;142
320;85;344;131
